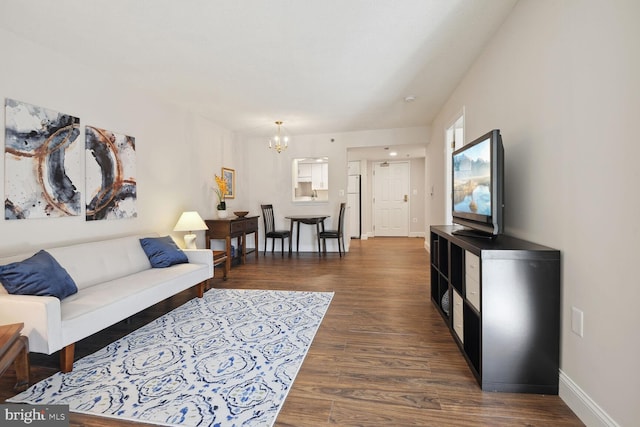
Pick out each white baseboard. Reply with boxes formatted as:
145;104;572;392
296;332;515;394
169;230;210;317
559;370;619;427
360;232;425;240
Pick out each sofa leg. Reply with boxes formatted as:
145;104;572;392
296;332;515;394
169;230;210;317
196;281;205;298
60;343;75;373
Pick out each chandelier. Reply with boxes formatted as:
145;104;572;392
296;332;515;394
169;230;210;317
268;121;289;153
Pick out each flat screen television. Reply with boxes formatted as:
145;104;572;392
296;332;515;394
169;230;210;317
451;129;504;238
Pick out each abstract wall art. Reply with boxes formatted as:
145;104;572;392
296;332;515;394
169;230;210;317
85;126;137;221
4;98;81;220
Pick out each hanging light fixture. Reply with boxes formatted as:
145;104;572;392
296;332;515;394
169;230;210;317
268;121;289;153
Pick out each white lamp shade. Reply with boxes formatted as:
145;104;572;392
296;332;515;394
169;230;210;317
173;211;208;232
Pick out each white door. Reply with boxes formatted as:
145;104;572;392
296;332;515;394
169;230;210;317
373;162;410;236
347;175;359;193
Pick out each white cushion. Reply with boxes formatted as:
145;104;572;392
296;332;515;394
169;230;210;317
47;235;153;290
61;262;209;346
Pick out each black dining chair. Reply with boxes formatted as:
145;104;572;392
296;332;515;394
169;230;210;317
260;204;291;256
319;202;347;257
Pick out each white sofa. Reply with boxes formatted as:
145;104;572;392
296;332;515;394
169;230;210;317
0;234;213;372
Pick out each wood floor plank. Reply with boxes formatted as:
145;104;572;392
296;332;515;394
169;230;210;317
0;237;583;426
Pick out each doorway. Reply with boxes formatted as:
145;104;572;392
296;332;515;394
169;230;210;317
445;112;464;224
373;161;410;236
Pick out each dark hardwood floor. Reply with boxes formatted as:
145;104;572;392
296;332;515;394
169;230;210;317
1;237;583;426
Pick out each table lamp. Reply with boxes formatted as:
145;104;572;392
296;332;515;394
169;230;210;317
173;211;208;249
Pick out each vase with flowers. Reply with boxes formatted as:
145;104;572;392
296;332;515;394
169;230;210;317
214;174;228;218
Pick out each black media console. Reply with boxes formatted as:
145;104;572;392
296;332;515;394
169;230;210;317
430;225;561;394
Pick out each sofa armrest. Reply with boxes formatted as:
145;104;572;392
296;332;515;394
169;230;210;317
0;294;62;354
183;249;214;279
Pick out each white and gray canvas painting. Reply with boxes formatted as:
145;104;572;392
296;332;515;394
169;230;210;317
85;126;137;221
4;98;81;219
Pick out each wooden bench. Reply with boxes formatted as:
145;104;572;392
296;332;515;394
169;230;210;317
212;250;228;280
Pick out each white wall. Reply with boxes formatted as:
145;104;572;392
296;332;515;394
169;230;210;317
0;25;428;258
409;157;426;236
426;1;639;425
242;127;429;252
0;28;233;254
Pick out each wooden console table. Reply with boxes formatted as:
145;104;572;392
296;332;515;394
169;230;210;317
0;322;30;391
205;216;259;273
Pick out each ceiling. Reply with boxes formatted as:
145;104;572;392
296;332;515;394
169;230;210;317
348;144;427;162
0;0;517;137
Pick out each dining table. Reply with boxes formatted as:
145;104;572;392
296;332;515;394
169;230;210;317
285;214;330;256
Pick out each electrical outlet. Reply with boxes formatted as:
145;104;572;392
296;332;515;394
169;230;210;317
339;189;344;196
571;307;584;337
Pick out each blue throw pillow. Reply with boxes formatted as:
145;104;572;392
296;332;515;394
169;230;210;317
0;250;78;299
140;236;188;268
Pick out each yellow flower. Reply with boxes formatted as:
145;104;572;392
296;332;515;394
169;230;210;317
214;174;227;203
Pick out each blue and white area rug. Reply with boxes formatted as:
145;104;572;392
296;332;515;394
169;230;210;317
9;289;334;427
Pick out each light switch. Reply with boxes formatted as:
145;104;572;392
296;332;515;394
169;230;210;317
571;307;584;337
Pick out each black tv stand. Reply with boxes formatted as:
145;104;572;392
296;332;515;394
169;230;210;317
452;228;496;240
430;225;560;394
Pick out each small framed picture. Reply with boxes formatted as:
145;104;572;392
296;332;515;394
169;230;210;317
222;167;235;199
